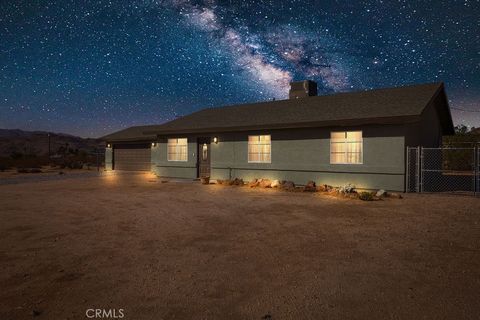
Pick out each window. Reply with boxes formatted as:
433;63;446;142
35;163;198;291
167;138;188;161
248;135;271;163
330;131;363;164
202;143;208;160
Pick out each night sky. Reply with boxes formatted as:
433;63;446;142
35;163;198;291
1;0;479;137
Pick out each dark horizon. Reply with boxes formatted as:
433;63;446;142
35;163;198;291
1;0;479;138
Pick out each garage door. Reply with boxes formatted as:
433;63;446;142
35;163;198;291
114;145;151;171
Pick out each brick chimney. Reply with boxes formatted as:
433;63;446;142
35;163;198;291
289;80;318;99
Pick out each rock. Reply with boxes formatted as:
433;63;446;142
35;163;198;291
303;180;316;192
232;178;244;186
281;181;295;191
339;183;356;194
389;192;403;199
217;179;234;186
248;179;259;188
376;189;387;197
359;191;374;201
316;184;333;192
270;179;280;188
259;179;272;188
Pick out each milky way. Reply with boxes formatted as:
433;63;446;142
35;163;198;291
0;0;479;137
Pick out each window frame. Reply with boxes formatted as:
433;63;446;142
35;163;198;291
167;138;188;162
247;134;272;164
329;131;363;165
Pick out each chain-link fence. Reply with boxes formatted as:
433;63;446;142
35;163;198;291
407;146;480;196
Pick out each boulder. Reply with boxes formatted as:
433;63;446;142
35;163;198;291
248;179;259;188
316;184;333;192
303;180;316;192
270;179;280;188
259;179;272;188
281;181;295;191
233;178;244;186
376;189;387;197
339;183;356;194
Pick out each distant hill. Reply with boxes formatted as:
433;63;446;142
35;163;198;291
0;129;103;158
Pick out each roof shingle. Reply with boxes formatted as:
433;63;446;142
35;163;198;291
102;82;454;141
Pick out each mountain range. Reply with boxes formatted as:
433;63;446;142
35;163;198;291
0;129;103;158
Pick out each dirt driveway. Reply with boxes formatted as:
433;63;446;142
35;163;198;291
1;173;479;319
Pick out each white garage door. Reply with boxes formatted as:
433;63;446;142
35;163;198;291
114;146;151;171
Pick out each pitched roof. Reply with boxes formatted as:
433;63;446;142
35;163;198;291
100;124;159;142
102;82;454;141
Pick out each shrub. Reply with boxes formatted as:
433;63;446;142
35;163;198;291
358;192;374;201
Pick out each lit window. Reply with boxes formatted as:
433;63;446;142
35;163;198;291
330;131;363;164
248;135;271;163
167;138;188;161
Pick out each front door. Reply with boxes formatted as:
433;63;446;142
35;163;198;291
197;139;211;178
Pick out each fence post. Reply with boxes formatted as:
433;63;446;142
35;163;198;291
419;146;423;193
406;147;410;192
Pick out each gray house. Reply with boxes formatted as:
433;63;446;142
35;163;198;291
102;81;454;191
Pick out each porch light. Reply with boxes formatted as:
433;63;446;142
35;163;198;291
151;142;156;147
213;137;218;144
107;143;111;148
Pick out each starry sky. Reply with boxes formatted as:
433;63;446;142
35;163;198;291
0;0;479;137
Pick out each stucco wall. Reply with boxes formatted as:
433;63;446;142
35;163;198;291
152;125;407;191
105;147;113;170
405;95;444;148
151;140;197;179
210;127;405;191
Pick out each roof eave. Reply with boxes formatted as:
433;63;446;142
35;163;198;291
144;115;421;136
102;136;157;143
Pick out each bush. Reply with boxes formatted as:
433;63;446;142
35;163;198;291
358;192;374;201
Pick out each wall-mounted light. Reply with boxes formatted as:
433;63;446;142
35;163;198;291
213;137;218;144
151;142;157;147
107;143;111;148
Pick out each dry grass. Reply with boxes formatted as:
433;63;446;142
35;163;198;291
1;173;479;319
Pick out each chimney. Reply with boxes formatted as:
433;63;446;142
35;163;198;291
289;80;318;99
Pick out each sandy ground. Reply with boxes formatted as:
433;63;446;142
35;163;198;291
1;173;479;320
0;167;102;179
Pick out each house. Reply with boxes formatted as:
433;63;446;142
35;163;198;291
101;81;454;192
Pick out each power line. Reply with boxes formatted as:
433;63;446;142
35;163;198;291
450;107;480;113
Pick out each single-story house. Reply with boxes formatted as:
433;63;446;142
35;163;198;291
101;81;454;191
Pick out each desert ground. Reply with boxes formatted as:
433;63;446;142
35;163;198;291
1;173;479;320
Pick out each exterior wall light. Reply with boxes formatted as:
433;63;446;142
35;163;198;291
107;143;111;148
151;142;157;147
213;137;218;144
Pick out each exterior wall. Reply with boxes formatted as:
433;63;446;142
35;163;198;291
151;138;197;179
105;147;113;170
405;96;444;148
210;126;406;191
152;125;407;191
